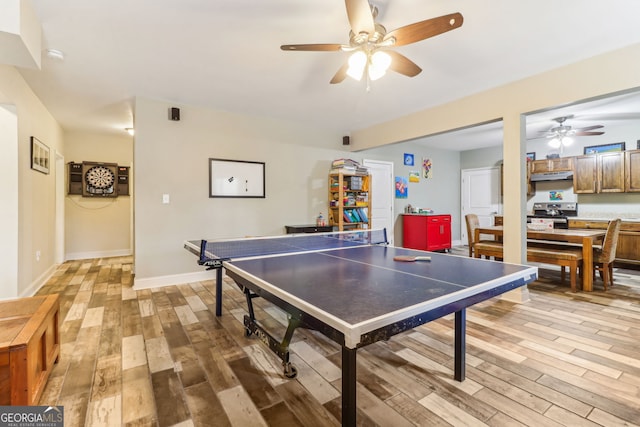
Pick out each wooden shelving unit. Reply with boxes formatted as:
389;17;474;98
328;172;371;231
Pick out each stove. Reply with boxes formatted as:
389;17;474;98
527;202;578;229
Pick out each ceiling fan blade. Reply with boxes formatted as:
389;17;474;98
281;44;343;52
330;62;350;84
385;12;463;46
574;124;604;132
575;131;605;136
345;0;375;35
386;51;422;77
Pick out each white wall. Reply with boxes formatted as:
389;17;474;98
0;64;64;298
133;97;355;287
0;103;18;299
64;130;133;260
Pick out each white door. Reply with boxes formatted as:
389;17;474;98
461;167;502;245
363;159;394;244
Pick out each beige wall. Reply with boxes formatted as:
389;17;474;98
64;130;133;260
352;43;640;266
0;64;63;298
133;97;354;287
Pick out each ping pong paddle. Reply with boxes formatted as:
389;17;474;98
393;255;431;262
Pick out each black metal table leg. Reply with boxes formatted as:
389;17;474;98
454;309;466;381
342;346;357;426
215;267;223;316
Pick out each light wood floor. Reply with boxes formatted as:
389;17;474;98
35;251;640;426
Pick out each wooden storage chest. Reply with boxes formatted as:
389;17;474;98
0;294;60;405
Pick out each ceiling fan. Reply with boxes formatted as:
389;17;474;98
280;0;463;85
537;115;605;149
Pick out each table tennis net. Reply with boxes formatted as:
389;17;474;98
199;228;388;262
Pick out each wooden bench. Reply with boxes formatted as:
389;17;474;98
0;294;60;405
473;242;504;260
475;242;584;292
526;245;583;292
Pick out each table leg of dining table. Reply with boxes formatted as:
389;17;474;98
582;237;593;292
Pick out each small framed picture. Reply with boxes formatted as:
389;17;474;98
30;136;50;174
403;153;414;166
637;139;639;149
584;142;625;154
526;152;536;161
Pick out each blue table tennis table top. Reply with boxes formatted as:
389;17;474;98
185;230;538;348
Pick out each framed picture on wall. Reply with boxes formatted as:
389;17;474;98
583;142;625;154
30;136;50;174
526;152;536;161
209;158;265;198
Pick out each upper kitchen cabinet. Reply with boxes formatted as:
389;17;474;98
574;151;625;194
625;150;640;192
530;157;573;174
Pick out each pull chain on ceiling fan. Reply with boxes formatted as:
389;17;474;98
280;0;463;86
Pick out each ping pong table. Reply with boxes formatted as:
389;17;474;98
185;229;537;425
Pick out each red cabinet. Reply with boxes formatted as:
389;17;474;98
402;214;452;251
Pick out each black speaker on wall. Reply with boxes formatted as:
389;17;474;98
169;107;180;121
343;136;350;145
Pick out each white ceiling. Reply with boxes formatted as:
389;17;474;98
16;0;640;149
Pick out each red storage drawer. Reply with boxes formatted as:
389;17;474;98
403;214;451;251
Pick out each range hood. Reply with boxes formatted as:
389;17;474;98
530;171;574;182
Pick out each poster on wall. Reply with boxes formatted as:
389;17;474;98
409;171;420;183
395;177;408;198
422;158;432;179
403;153;414;166
549;191;563;201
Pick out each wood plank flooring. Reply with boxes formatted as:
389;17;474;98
35;251;640;426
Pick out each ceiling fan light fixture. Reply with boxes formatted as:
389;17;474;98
548;138;561;149
368;51;391;80
347;51;367;81
561;136;573;146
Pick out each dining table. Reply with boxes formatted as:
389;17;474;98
474;226;606;292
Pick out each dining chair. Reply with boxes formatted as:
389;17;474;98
592;218;622;290
465;214;498;258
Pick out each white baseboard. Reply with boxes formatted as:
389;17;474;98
66;248;132;261
20;263;58;297
133;270;215;290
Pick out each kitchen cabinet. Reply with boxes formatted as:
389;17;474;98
568;219;640;267
402;214;451;251
573;152;625;194
625;149;640;192
530;157;573;174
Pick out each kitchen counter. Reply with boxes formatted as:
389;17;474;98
571;217;640;223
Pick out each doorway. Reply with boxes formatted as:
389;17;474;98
363;159;394;244
55;151;65;264
460;167;502;245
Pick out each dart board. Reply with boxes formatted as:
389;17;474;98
82;162;118;197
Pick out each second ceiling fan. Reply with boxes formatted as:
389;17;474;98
540;116;605;149
280;0;463;84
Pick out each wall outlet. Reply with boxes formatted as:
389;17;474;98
36;250;41;261
162;194;170;204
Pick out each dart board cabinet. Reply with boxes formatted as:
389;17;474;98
68;161;129;197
